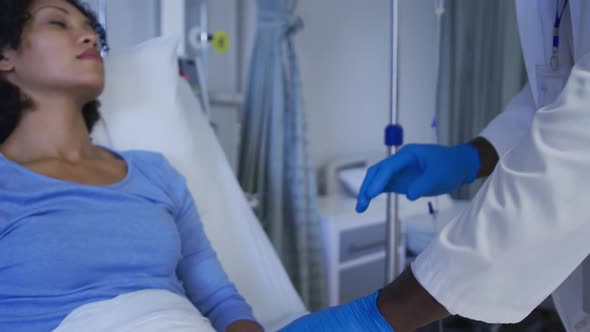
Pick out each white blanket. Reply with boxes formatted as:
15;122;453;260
53;290;215;332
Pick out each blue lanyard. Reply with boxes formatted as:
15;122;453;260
551;0;569;69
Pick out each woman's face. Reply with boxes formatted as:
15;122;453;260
1;0;104;104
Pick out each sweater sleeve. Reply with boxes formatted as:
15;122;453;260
162;159;260;332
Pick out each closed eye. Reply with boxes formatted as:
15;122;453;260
49;21;67;28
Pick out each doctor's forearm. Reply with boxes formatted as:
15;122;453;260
468;137;499;178
376;267;449;332
225;320;263;332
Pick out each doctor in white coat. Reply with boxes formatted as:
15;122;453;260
280;1;590;331
357;0;590;330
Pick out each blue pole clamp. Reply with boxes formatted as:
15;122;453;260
385;124;403;147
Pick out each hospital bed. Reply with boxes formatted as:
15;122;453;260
90;36;308;331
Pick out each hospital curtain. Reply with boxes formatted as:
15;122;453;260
238;0;325;311
436;0;526;199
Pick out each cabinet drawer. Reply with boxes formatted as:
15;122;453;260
339;258;386;304
339;223;386;263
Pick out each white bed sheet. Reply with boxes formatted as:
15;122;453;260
54;290;215;332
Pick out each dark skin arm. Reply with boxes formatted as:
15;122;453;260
377;137;499;331
468;137;500;178
376;268;449;332
225;320;263;332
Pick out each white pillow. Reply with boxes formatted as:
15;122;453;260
91;36;307;330
93;36;180;150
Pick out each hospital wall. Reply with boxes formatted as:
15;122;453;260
297;0;438;168
85;0;437;174
85;0;160;50
232;0;439;169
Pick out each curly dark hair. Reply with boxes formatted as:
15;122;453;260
0;0;109;144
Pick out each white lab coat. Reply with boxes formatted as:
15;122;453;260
412;1;590;330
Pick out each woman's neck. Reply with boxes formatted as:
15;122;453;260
0;96;96;164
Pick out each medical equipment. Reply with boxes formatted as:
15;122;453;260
146;0;231;117
183;0;233;116
383;0;454;285
91;36;308;331
385;0;404;286
432;0;445;234
383;0;448;285
185;0;210;116
97;0;108;56
384;2;447;330
183;28;229;116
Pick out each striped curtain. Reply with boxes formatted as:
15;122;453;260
238;0;325;311
435;0;526;199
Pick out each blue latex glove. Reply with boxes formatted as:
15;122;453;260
356;144;480;212
279;291;394;332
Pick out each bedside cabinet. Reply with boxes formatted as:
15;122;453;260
318;194;472;308
318;196;395;307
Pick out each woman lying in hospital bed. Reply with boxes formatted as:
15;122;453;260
0;1;264;331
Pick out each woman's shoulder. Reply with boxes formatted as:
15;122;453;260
115;148;186;187
116;149;189;209
0;158;15;185
118;149;168;166
0;152;27;186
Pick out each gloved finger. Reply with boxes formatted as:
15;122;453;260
366;151;416;199
406;168;437;201
356;164;382;213
383;166;422;194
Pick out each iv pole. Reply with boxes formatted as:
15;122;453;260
385;0;404;284
384;1;446;330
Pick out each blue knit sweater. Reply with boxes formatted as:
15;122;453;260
0;149;256;332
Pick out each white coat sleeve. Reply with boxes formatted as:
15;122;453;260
480;82;536;157
411;53;590;323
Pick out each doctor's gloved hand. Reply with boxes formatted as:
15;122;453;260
278;291;394;332
356;143;480;212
